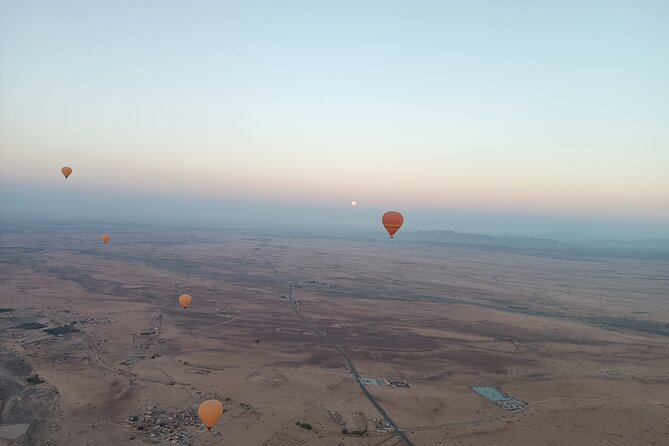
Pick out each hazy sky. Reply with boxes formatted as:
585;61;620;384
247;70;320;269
1;1;668;237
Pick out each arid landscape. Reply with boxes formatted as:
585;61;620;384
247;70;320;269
1;222;668;446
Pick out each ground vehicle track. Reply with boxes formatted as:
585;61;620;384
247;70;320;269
258;253;413;446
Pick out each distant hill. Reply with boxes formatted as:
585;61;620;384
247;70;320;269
402;230;566;249
396;230;669;259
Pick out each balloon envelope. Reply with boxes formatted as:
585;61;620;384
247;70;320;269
179;294;192;309
100;233;110;245
61;167;72;179
382;211;403;238
198;399;224;429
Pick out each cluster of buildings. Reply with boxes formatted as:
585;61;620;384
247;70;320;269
125;406;199;442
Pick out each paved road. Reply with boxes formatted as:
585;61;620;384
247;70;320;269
259;254;413;446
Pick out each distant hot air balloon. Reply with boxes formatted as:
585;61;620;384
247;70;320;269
382;211;403;238
198;399;224;430
179;294;192;309
100;233;110;245
351;200;357;207
61;167;73;179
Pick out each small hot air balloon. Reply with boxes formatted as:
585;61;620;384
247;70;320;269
382;211;403;238
179;294;192;309
61;167;73;179
351;200;357;207
100;233;110;245
198;399;224;430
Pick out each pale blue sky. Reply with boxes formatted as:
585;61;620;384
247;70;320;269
1;1;667;236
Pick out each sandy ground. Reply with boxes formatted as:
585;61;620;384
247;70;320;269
0;224;668;445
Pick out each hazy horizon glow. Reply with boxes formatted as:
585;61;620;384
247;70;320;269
1;1;668;234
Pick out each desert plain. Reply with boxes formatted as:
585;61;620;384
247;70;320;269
1;222;668;446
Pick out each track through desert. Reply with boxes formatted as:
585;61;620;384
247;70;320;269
258;252;414;446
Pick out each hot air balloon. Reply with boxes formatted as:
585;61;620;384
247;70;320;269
100;233;110;245
179;294;192;309
61;167;73;179
198;399;224;430
382;211;403;238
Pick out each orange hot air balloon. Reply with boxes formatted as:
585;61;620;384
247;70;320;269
61;167;73;179
179;294;192;309
198;399;224;430
382;211;403;238
100;233;110;245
